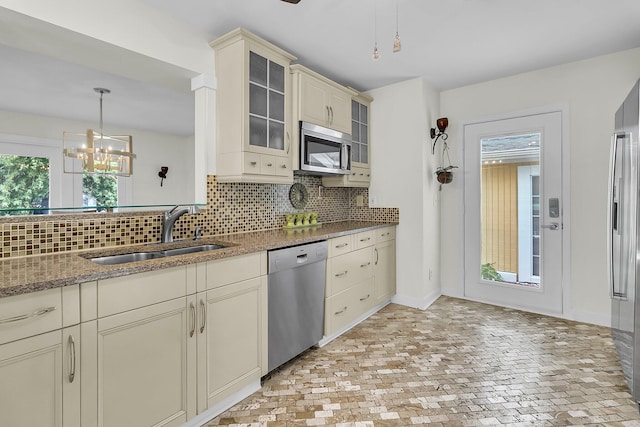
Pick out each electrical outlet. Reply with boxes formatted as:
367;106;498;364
356;195;364;207
369;195;377;207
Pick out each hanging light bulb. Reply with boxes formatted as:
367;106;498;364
372;4;380;61
393;0;402;53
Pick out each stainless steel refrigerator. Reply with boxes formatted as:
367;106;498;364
610;79;640;404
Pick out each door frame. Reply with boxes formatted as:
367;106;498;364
459;105;571;318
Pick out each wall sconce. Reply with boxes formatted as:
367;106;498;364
431;117;449;154
158;166;168;187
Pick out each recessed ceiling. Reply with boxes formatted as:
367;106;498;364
143;0;640;91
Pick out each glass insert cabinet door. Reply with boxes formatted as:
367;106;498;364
351;100;368;164
249;51;285;151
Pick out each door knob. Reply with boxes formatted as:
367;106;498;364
541;222;560;230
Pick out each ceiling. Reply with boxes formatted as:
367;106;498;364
1;1;640;137
143;0;640;92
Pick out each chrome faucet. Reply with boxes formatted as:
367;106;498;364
161;205;200;243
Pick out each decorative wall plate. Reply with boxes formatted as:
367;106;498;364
289;182;309;209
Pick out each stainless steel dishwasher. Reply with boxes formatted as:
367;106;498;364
268;240;328;372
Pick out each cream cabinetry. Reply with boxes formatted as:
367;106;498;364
211;28;297;184
374;226;397;304
325;231;375;335
291;64;355;135
0;286;80;427
322;94;373;188
81;266;194;427
195;252;267;412
80;256;268;426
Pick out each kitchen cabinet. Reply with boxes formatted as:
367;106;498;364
0;286;80;427
291;65;356;135
322;94;373;188
81;266;195;427
195;252;267;412
324;232;375;336
211;28;297;184
374;226;397;304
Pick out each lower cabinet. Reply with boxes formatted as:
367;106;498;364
195;275;267;412
0;287;80;427
81;297;194;427
325;226;396;337
80;254;267;427
374;239;396;304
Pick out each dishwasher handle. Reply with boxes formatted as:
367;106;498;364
297;253;308;263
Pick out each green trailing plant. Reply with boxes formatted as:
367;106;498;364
481;262;503;281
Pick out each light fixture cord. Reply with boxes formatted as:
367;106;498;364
395;0;399;36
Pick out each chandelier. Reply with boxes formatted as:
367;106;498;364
63;88;135;176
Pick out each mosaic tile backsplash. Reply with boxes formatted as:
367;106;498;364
1;175;398;258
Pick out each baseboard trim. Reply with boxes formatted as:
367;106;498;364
565;309;610;327
181;380;261;427
392;289;441;311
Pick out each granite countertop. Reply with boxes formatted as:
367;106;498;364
0;221;397;298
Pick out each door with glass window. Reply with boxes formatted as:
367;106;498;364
463;112;563;313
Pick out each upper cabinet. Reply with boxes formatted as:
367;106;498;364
322;93;373;188
210;28;297;184
291;65;356;136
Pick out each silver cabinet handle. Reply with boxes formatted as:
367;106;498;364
189;302;196;338
0;306;56;325
266;163;273;167
541;223;560;230
250;161;257;166
334;306;347;315
326;106;330;123
329;106;334;124
199;299;206;334
335;270;348;277
375;248;379;265
360;262;371;268
68;334;76;383
359;294;370;302
335;243;349;249
281;164;287;169
360;237;371;242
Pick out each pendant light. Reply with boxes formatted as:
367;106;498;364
63;88;135;176
372;4;380;60
393;0;402;53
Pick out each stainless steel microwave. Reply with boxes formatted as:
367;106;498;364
298;121;351;175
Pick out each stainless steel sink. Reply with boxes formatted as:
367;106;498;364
90;252;167;265
89;244;228;265
161;244;226;257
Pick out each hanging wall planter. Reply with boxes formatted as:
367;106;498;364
431;117;458;185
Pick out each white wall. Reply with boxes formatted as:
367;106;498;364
0;0;213;75
368;77;441;308
439;47;640;326
0;110;196;206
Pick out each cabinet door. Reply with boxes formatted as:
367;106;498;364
249;51;287;153
351;100;369;165
87;298;194;427
328;88;352;134
0;330;63;427
197;276;267;412
374;240;397;303
299;73;330;126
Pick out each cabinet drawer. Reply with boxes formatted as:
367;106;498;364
0;288;62;345
326;247;373;296
274;156;291;177
355;230;375;249
206;252;266;290
324;280;373;336
349;166;370;183
260;155;276;175
328;235;353;257
375;226;396;243
97;266;187;318
243;152;261;174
